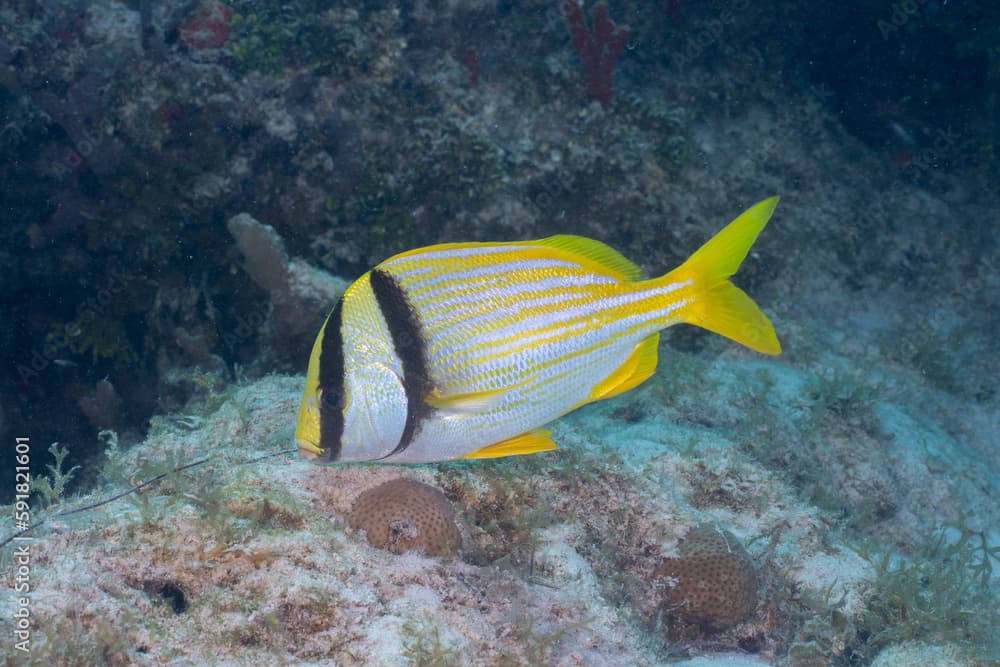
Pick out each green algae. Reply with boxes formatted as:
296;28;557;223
401;612;463;667
29;443;81;510
228;1;401;76
847;526;1000;662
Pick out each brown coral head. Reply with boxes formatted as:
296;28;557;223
347;479;462;558
655;525;758;631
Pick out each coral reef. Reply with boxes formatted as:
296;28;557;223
227;212;347;361
655;525;759;632
179;1;235;50
562;0;630;107
347;479;463;558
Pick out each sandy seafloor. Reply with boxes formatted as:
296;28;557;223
1;2;999;665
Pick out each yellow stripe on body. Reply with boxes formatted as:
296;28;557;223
416;274;612;318
387;244;633;320
427;286;609;341
475;302;679;400
391;253;637;327
419;318;663;442
387;251;620;349
408;271;610;324
386;242;544;265
419;277;689;401
376;243;695;438
445;281;690;367
387;240;638;284
405;256;591;289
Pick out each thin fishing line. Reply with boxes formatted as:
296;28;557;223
1;448;298;548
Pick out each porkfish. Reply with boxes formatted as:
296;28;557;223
295;197;782;463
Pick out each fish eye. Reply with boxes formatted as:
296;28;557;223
320;388;343;410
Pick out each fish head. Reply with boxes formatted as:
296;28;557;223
294;326;325;461
295;353;408;463
294;388;323;461
296;279;411;463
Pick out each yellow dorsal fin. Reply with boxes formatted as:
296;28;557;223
529;235;643;281
456;429;557;459
662;197;781;355
589;334;660;402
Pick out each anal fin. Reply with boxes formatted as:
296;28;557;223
457;429;557;459
589;334;659;402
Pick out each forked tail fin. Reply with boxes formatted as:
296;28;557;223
661;197;782;355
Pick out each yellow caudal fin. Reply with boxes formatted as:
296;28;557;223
663;197;782;355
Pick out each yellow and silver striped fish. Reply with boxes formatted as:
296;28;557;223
295;197;781;463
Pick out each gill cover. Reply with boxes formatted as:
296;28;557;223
340;359;408;461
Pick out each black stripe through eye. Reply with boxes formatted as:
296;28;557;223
369;268;432;459
321;389;343;409
317;298;345;461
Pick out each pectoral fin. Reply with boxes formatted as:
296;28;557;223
426;377;532;414
456;429;557;459
589;334;659;402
